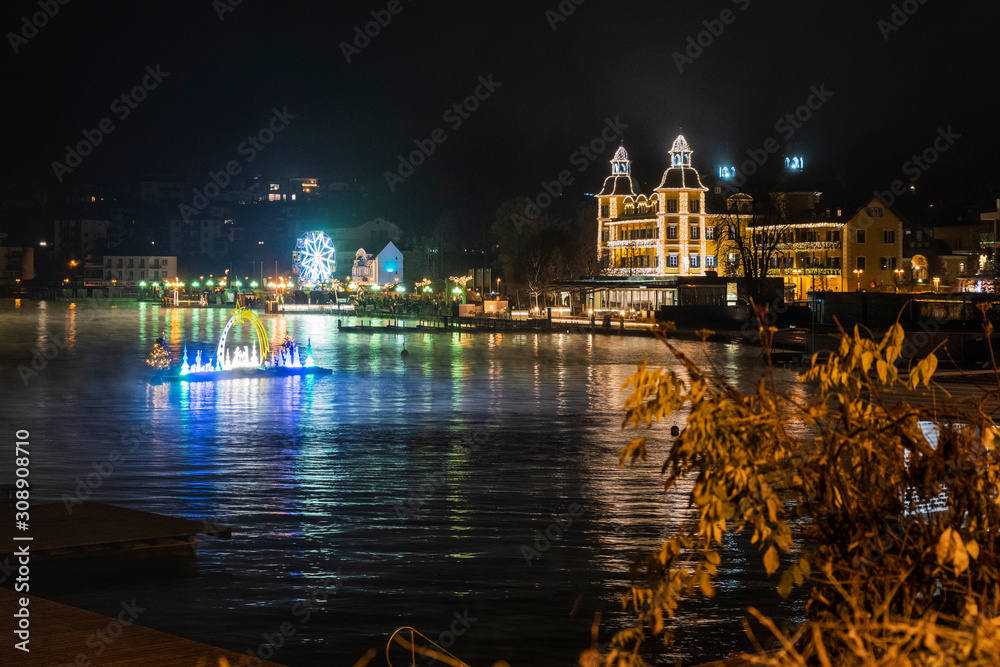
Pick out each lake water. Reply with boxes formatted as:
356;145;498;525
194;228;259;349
0;300;804;666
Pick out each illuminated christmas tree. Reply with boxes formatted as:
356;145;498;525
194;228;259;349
146;343;172;371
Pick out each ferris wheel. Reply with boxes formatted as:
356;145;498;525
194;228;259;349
293;231;336;285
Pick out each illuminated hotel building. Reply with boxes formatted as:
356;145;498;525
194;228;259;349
596;136;717;277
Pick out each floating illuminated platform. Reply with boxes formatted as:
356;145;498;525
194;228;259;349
151;306;331;382
167;365;332;382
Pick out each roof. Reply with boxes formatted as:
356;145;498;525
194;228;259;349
598;174;637;196
656;167;707;191
671;135;691;153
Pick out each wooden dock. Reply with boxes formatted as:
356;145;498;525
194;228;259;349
0;502;230;564
0;589;286;666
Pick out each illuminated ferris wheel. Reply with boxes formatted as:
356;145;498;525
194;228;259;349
293;231;336;285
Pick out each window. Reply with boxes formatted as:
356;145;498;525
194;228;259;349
667;226;677;240
117;259;123;268
601;230;609;242
857;256;866;270
667;199;678;213
705;226;715;240
140;271;145;279
128;271;134;279
867;207;884;217
857;229;866;243
827;230;841;243
714;187;722;195
139;258;145;268
690;225;700;240
668;255;678;268
706;255;717;269
728;228;738;241
689;254;701;268
881;257;897;270
690;199;701;213
883;230;896;244
128;259;134;268
600;203;609;218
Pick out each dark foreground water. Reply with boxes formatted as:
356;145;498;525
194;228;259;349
0;300;804;666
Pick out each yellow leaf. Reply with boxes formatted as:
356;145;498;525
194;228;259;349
764;545;779;575
936;527;954;566
876;359;888;384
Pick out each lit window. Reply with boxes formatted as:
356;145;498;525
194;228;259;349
706;255;717;268
705;227;715;240
689;254;701;268
668;255;678;268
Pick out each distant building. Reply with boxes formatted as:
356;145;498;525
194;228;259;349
140;178;185;202
0;246;34;283
329;218;400;258
596;137;715;277
99;254;177;286
54;218;109;261
751;197;904;298
351;242;403;286
169;213;234;261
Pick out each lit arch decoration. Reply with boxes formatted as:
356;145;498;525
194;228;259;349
215;306;270;368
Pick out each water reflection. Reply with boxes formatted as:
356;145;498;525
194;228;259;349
0;301;805;666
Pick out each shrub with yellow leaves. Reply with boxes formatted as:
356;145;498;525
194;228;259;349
593;305;1000;666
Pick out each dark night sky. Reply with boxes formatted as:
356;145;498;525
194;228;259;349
4;0;998;231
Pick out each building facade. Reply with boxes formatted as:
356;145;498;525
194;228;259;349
100;255;177;286
596;136;716;277
756;198;904;297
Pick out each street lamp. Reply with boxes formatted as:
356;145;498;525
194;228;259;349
933;276;940;292
853;268;863;291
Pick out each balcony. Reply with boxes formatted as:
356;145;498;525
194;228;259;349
607;240;658;249
775;241;842;251
768;268;842;276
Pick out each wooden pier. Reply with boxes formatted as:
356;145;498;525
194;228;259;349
0;502;230;565
0;589;286;666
